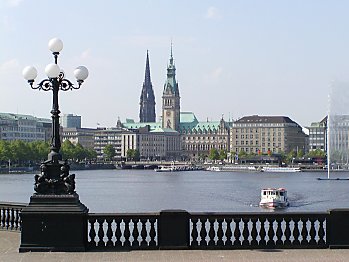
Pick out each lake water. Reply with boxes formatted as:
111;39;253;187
0;170;348;213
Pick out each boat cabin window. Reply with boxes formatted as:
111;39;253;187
280;192;284;196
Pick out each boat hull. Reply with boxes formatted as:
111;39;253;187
259;201;289;209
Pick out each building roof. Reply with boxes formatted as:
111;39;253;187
235;115;297;124
122;121;162;130
150;127;179;133
0;112;50;123
122;112;225;132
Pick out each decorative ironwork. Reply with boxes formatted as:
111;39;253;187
24;44;86;196
30;71;82;91
34;161;76;195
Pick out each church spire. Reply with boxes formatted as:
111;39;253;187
145;50;151;84
139;50;156;123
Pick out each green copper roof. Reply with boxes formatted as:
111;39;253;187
122;112;224;132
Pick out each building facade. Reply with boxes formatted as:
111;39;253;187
230;115;307;155
307;117;327;152
139;51;156;123
0;113;51;142
179;113;230;160
62;114;81;128
62;127;96;149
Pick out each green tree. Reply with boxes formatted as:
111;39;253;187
307;149;326;158
238;150;247;159
74;143;86;161
219;149;227;161
126;149;140;161
208;148;219;161
61;140;75;160
297;149;304;158
104;144;116;161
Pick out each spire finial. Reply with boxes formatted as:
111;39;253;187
170;39;173;58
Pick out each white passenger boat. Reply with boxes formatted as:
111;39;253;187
262;167;301;173
259;188;289;209
206;166;221;171
154;166;174;172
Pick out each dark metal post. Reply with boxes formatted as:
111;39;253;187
20;40;88;252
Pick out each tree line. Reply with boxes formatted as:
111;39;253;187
0;140;97;166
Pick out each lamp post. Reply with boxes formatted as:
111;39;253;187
20;38;89;252
22;38;88;195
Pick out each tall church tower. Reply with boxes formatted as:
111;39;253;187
139;50;156;122
162;44;180;131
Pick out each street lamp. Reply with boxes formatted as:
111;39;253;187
20;38;89;252
22;37;88;194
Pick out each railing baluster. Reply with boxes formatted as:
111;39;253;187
283;217;292;246
149;217;157;247
258;217;267;247
198;218;206;246
115;217;123;248
191;217;199;247
140;218;148;247
250;217;258;247
207;218;215;246
123;218;131;247
233;218;241;247
318;217;326;246
97;218;105;247
106;218;114;247
241;218;250;246
225;218;233;246
275;218;283;246
216;218;224;246
309;217;317;245
300;217;308;245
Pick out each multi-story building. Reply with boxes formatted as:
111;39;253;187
307;117;327;152
180;113;230;160
94;127;124;160
328;115;349;164
230;115;307;155
62;127;96;149
0;113;51;142
62;114;81;128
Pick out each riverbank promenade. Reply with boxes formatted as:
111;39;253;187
1;231;349;262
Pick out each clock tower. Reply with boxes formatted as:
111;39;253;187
162;44;180;131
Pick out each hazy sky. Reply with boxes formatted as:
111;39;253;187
1;0;349;128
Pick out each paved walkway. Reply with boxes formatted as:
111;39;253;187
2;230;349;262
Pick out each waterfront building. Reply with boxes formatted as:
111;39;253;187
120;122;180;160
94;127;126;161
230;115;307;155
327;114;349;164
179;113;230;160
0;112;51;142
139;51;156;123
122;45;234;160
62;114;81;128
62;127;96;149
307;116;327;152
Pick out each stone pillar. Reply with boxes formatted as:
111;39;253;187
19;194;88;252
158;210;189;249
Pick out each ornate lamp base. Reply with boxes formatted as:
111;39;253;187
19;193;88;252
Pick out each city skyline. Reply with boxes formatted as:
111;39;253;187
1;0;349;128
